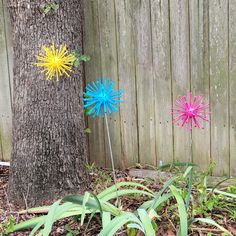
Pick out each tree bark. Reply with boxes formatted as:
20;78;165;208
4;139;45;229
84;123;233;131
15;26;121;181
8;0;89;206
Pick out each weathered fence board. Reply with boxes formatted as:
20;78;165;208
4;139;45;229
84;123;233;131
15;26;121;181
229;0;236;176
1;0;236;176
190;0;211;170
134;0;156;166
98;0;122;168
2;0;13;98
209;0;229;176
84;0;106;167
0;0;12;161
170;0;191;163
150;0;174;165
115;0;139;168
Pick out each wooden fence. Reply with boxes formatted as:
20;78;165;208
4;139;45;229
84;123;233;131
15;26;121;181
0;0;236;176
84;0;236;177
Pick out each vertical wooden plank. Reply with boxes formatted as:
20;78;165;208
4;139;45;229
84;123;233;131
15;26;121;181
189;0;211;170
114;0;138;168
209;0;229;176
0;0;12;161
170;0;191;162
0;1;3;161
229;0;236;176
132;0;156;166
84;0;106;167
3;0;13;101
98;0;122;168
150;0;173;166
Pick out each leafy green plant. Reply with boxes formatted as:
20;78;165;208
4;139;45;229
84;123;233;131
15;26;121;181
1;215;14;235
5;182;154;235
64;224;79;236
158;161;197;173
72;51;90;67
43;3;59;14
84;128;92;134
4;166;235;236
85;162;96;172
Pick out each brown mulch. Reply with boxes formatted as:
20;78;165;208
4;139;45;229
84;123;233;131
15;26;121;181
1;166;236;236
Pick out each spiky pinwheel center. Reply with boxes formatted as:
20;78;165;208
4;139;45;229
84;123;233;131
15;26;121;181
185;106;196;118
98;88;109;102
35;43;75;81
50;56;61;68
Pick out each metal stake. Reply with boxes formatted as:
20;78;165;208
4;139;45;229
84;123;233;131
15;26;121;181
104;113;119;205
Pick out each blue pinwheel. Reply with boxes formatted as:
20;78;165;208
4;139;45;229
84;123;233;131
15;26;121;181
83;78;123;118
83;78;123;204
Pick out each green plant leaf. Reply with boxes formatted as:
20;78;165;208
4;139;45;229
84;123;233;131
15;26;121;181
127;223;144;233
158;162;197;171
84;128;92;134
193;218;232;236
43;6;51;14
51;3;59;11
149;177;175;210
29;220;45;236
98;212;141;236
72;51;90;67
81;192;90;225
148;208;160;220
5;215;15;233
5;216;45;234
169;185;188;236
8;204;92;234
137;209;156;236
208;189;236;198
97;181;154;200
101;189;154;202
183;166;193;178
151;192;173;210
185;167;193;209
102;212;111;229
42;200;61;236
64;224;71;232
43;3;59;14
90;193;103;215
63;195;120;216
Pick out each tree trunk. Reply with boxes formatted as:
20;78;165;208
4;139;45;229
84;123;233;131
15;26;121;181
8;0;89;206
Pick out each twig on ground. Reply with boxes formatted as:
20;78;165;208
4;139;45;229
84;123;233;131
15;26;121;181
191;226;224;233
22;185;30;210
4;189;12;213
168;218;177;232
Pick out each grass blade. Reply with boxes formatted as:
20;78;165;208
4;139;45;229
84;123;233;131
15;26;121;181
127;223;144;233
98;213;140;236
81;192;90;225
169;185;188;236
207;189;236;198
42;200;60;236
193;218;232;236
137;209;156;236
63;195;120;216
101;189;154;202
102;212;111;229
211;177;236;192
149;178;175;210
185;167;193;209
97;182;154;199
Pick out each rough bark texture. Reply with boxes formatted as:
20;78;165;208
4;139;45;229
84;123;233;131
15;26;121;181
8;0;89;206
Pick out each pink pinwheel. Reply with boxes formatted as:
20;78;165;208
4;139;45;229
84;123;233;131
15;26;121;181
172;92;210;130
